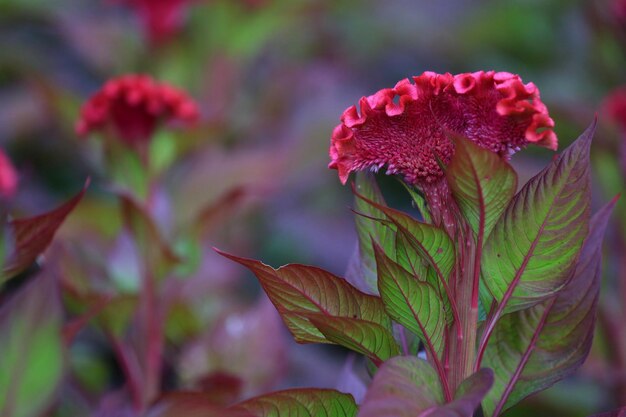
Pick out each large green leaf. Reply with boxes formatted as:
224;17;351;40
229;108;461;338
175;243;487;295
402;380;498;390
231;389;358;417
350;172;396;294
217;251;391;344
374;244;445;357
0;272;65;417
482;197;615;417
2;181;87;281
308;314;400;365
446;134;517;241
482;123;593;313
358;357;493;417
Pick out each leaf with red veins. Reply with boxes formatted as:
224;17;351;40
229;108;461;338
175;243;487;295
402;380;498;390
230;388;358;417
307;314;400;365
216;250;391;345
374;243;446;358
2;180;88;281
482;122;593;313
482;196;617;417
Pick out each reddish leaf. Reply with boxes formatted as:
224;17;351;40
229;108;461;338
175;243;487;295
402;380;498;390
2;180;88;281
230;388;358;417
482;197;617;417
216;250;391;345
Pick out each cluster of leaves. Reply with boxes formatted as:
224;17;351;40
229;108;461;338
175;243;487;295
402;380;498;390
218;124;624;417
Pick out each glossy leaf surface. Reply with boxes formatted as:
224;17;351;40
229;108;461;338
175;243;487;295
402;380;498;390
483;197;615;416
231;389;358;417
374;244;445;356
482;123;593;312
217;251;391;344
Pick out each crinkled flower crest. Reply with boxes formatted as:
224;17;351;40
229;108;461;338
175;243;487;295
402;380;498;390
76;74;199;144
0;149;17;198
329;71;558;185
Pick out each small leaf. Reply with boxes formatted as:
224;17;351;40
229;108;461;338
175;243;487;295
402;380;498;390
430;368;494;417
230;389;358;417
2;181;88;281
357;356;444;417
118;192;181;279
482;196;616;416
446;134;517;240
374;243;445;357
482;123;593;313
0;272;65;417
350;172;396;294
353;190;455;298
216;250;391;344
308;314;400;365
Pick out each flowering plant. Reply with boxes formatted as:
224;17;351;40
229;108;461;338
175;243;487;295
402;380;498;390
217;72;619;417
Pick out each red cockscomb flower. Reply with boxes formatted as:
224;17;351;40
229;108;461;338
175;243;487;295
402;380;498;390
0;150;17;199
329;71;557;186
76;74;199;145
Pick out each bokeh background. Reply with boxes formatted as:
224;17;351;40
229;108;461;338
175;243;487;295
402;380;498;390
1;0;625;416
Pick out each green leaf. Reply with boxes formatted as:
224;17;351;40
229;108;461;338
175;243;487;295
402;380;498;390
353;190;455;299
231;389;358;417
308;314;400;365
482;123;593;313
2;181;87;281
0;272;65;417
374;243;445;357
216;250;391;344
446;134;517;240
357;356;444;417
482;197;616;417
351;172;396;294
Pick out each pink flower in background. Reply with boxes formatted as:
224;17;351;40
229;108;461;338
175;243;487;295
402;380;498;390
76;74;199;145
605;86;626;132
118;0;194;45
0;150;17;198
329;71;557;186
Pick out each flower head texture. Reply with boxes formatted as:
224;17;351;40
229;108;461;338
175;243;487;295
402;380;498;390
76;74;199;145
0;150;17;199
329;71;557;185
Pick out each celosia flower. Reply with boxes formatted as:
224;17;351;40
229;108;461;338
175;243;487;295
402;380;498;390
117;0;194;45
329;71;557;186
604;86;626;132
0;149;17;199
76;74;199;145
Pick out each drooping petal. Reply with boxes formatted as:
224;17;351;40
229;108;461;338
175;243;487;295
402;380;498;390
329;71;557;185
0;150;18;199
